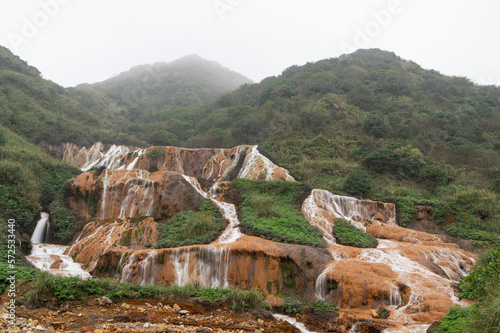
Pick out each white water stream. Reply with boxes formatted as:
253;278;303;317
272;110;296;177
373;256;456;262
273;314;317;333
26;213;90;278
30;212;49;243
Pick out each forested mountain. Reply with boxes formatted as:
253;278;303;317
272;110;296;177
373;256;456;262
88;54;252;118
0;46;133;146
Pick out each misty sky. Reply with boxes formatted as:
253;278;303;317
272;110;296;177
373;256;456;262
0;0;499;87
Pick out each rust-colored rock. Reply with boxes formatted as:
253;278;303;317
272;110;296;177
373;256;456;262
67;169;205;221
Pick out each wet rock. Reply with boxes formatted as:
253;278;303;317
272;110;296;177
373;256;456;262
156;324;169;332
427;321;441;332
99;296;113;305
179;310;189;316
172;304;181;313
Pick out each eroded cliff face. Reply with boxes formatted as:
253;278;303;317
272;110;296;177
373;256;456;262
67;169;206;221
50;142;478;331
62;142;294;182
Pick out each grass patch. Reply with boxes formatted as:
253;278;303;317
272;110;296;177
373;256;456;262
283;297;306;314
308;300;338;315
332;218;377;248
155;199;226;248
231;179;324;247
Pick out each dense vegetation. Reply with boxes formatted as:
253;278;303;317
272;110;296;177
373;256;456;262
0;125;80;242
332;218;378;248
0;46;134;146
155;199;226;248
230;179;324;247
437;248;500;332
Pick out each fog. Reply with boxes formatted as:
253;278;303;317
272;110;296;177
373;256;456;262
1;0;499;87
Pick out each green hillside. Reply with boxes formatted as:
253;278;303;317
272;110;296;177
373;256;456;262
152;49;500;246
0;46;136;146
1;46;500;246
0;125;80;242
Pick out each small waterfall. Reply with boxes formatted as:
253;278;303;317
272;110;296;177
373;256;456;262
31;212;50;243
100;169;110;219
237;146;295;181
356;248;468;322
202;147;245;181
125;148;146;170
138;251;158;286
172;246;232;288
81;144;130;172
120;253;138;283
27;244;91;278
388;284;402;306
314;269;329;300
181;175;242;244
302;189;398;244
273;314;318;333
27;214;91;278
349;323;359;333
98;170;155;220
117;176;155;219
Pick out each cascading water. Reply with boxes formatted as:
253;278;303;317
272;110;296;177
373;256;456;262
98;170;155;220
60;141;477;331
273;314;318;333
181;175;242;244
31;212;50;243
172;247;232;288
303;189;398;244
26;213;90;278
64;142;147;172
237;145;295;181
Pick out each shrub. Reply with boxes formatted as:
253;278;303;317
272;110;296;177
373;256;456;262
342;170;372;198
231;289;267;313
459;248;500;300
283;297;305;314
419;164;450;187
362;113;388;138
49;199;78;243
437;305;473;332
333;219;377;248
377;307;390;318
308;300;338;315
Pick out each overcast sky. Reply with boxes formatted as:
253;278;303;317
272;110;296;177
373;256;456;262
0;0;499;87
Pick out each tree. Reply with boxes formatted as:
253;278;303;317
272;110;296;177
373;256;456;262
342;170;372;198
361;113;388;138
149;130;177;146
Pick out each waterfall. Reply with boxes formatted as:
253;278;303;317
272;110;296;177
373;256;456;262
117;175;155;219
31;212;50;243
181;175;242;244
273;314;317;333
27;213;90;278
98;170;155;220
172;246;232;288
237;146;295;181
302;189;398;244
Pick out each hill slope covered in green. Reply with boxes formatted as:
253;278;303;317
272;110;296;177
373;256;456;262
150;49;500;246
0;46;134;146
